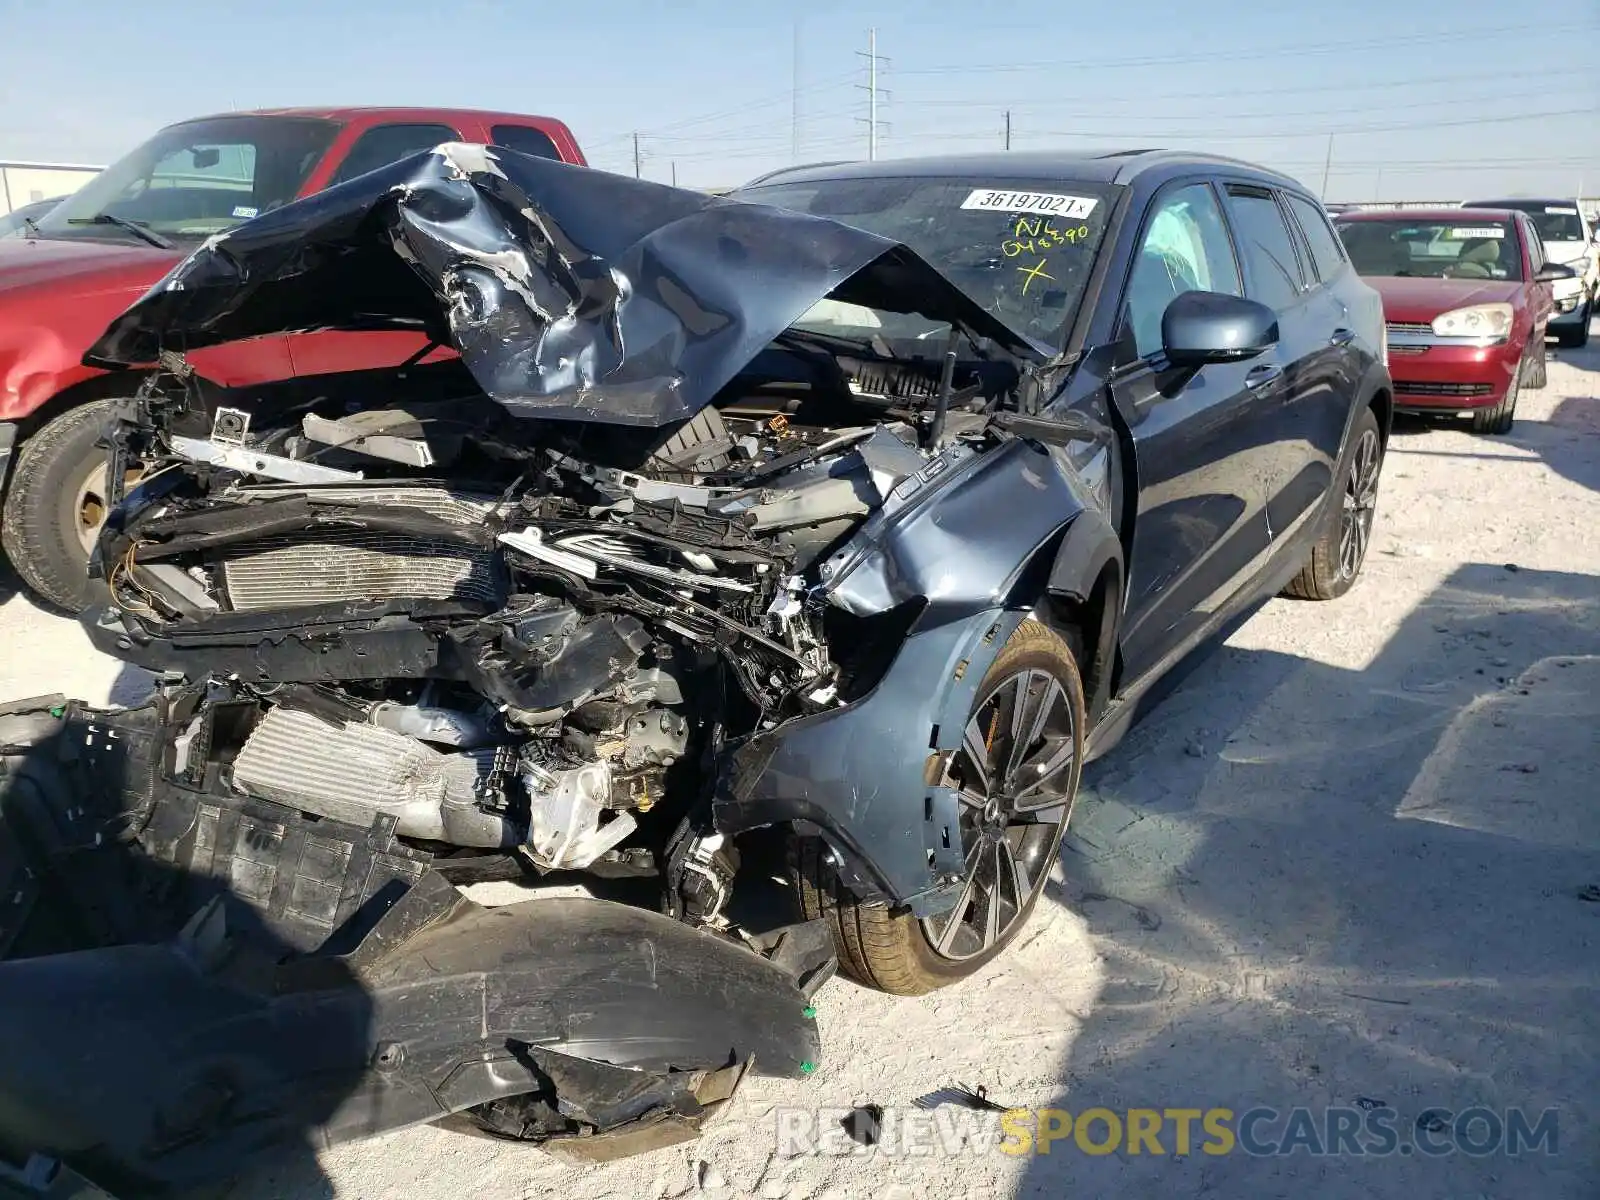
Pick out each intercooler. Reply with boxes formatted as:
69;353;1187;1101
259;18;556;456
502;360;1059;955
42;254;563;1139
231;705;519;847
219;485;505;610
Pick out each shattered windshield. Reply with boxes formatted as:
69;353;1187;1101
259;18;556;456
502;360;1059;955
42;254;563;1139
32;115;339;244
736;175;1118;346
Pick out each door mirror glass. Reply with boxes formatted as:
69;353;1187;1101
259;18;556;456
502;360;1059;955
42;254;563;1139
1161;290;1280;365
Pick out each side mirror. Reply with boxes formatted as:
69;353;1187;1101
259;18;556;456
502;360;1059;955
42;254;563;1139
1162;290;1280;366
190;147;221;170
1534;261;1577;283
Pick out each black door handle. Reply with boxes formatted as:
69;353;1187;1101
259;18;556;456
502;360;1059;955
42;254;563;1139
1330;327;1356;346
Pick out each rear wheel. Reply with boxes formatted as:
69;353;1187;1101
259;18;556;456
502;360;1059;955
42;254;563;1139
794;619;1085;994
1283;405;1383;601
1;400;136;613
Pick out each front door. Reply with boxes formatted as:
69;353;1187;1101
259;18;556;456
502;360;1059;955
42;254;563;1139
1108;180;1279;685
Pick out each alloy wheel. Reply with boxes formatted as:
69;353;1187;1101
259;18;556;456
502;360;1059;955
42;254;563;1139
1337;427;1381;581
920;667;1078;962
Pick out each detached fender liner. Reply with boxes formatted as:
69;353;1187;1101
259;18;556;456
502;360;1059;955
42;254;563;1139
0;699;818;1195
0;886;818;1195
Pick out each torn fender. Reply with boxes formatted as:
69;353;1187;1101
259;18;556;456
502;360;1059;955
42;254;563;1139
716;604;1026;914
719;433;1115;910
0;877;819;1196
84;143;1045;428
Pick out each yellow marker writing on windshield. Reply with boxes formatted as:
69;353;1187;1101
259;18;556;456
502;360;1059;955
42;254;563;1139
1017;259;1055;294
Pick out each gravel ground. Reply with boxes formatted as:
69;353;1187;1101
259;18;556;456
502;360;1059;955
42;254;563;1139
2;326;1596;1200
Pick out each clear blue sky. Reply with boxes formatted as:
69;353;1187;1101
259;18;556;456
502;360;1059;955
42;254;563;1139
2;0;1595;200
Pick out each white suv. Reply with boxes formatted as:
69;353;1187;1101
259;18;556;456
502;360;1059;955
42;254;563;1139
1462;198;1597;347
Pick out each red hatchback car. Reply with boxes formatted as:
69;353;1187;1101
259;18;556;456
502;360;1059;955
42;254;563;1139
1333;208;1576;434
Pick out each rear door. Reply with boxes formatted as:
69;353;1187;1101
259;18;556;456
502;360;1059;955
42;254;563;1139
286;120;462;379
1219;183;1337;550
1108;179;1277;684
1279;189;1364;533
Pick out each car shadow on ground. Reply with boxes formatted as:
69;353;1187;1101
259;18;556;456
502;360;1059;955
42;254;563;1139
0;552;21;609
1017;562;1599;1198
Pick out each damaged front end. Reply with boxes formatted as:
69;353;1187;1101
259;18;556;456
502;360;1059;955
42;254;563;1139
0;144;1101;1191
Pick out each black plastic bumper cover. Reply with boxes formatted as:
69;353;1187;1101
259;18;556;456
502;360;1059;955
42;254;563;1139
0;880;818;1195
0;696;819;1196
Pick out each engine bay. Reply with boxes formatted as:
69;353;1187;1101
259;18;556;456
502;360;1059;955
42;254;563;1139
89;331;1030;922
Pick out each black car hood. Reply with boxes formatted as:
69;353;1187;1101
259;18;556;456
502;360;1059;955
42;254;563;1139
86;143;1047;427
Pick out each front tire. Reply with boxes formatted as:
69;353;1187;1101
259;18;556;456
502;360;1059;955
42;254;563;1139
1470;354;1523;436
1283;404;1383;601
1;400;123;613
794;619;1086;995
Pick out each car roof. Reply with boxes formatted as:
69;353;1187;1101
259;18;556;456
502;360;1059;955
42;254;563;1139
1335;207;1525;223
170;107;570;128
740;148;1306;192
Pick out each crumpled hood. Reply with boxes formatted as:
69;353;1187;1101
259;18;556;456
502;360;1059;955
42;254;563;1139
86;142;1047;427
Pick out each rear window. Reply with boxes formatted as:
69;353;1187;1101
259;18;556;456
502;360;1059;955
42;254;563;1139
1334;218;1524;282
490;124;562;161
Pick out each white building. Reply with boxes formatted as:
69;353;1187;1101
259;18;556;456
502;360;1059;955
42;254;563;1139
0;161;104;215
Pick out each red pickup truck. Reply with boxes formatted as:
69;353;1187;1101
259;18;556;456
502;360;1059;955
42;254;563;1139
0;107;587;610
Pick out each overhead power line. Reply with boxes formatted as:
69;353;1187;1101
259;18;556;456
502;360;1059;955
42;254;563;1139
893;66;1598;108
584;69;859;149
899;22;1589;76
1018;106;1593;141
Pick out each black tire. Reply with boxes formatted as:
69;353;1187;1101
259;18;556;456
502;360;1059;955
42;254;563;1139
1553;300;1591;349
793;619;1086;995
0;399;120;613
1283;404;1384;601
1471;355;1522;436
1526;335;1549;389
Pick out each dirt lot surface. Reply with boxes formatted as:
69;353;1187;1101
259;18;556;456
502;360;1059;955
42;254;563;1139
2;328;1596;1200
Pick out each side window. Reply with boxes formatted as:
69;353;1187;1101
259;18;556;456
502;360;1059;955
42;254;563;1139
1224;185;1305;311
490;124;562;161
1123;182;1243;360
330;123;458;186
1286;194;1346;283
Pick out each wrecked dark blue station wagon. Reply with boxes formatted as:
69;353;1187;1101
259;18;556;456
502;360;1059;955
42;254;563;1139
0;144;1390;1195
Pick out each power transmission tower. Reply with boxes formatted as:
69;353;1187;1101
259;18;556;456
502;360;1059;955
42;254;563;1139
855;29;889;160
